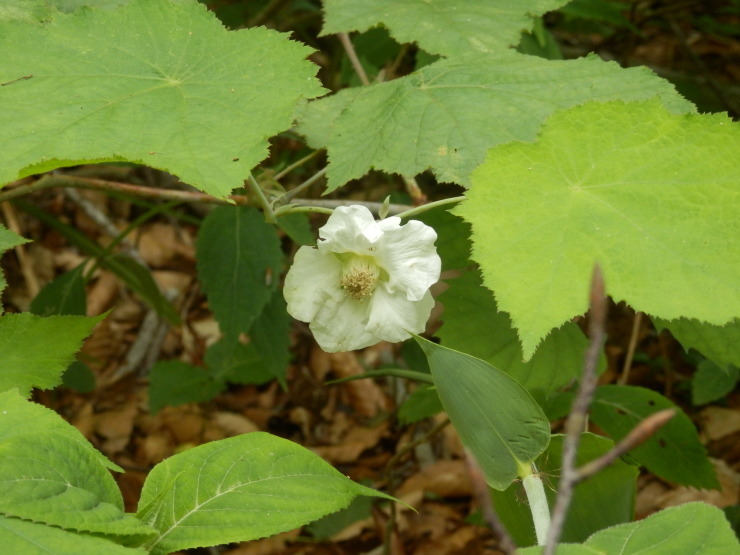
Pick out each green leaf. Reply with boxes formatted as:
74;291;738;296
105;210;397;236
414;336;550;490
148;360;225;414
591;385;719;490
196;206;283;339
414;207;471;271
492;433;637;547
136;432;394;555
0;224;27;303
521;503;740;554
0;0;324;197
277;212;315;246
458;100;738;358
297;52;693;192
0;312;103;396
397;385;444;425
653;317;740;371
205;338;269;383
203;292;292;389
438;270;597;403
322;0;570;57
692;359;739;406
30;264;87;316
0;515;147;555
61;360;97;393
0;390;154;538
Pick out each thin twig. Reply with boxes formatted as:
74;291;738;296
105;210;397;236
619;311;643;385
64;188;146;266
464;448;517;554
0;174;248;206
338;32;371;86
544;265;607;554
576;409;675;482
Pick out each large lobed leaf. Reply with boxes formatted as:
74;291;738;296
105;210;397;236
321;0;569;57
137;432;394;555
0;0;324;197
297;52;693;192
459;100;739;358
0;390;154;539
0;312;104;396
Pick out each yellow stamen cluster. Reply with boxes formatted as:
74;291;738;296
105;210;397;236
340;256;380;300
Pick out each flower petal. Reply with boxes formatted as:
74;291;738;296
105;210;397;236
318;205;384;254
374;220;441;301
283;246;343;322
367;287;435;343
310;296;379;352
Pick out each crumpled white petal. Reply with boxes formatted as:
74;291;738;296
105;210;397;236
367;287;435;343
283;205;441;352
283;247;344;323
374;220;441;301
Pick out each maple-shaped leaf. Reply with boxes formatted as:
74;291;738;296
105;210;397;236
0;0;324;197
297;52;693;192
457;99;740;359
321;0;569;57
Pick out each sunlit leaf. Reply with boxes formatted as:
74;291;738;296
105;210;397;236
458;100;739;358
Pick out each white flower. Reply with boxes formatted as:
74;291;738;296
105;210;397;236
283;205;441;352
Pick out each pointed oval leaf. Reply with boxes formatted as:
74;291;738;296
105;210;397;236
196;206;283;339
520;502;740;554
458;100;739;358
591;385;719;489
0;0;324;197
137;432;394;555
0;312;103;396
438;270;598;403
0;515;147;555
414;336;550;490
0;391;154;538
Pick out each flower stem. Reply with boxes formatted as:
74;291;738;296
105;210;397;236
520;463;551;545
394;196;465;220
246;173;276;223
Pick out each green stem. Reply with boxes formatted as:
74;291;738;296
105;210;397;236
520;463;551;545
246;173;275;223
325;368;434;385
274;166;328;206
394;196;466;220
273;150;321;181
273;204;334;218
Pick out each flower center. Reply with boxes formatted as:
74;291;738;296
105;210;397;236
340;255;380;300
